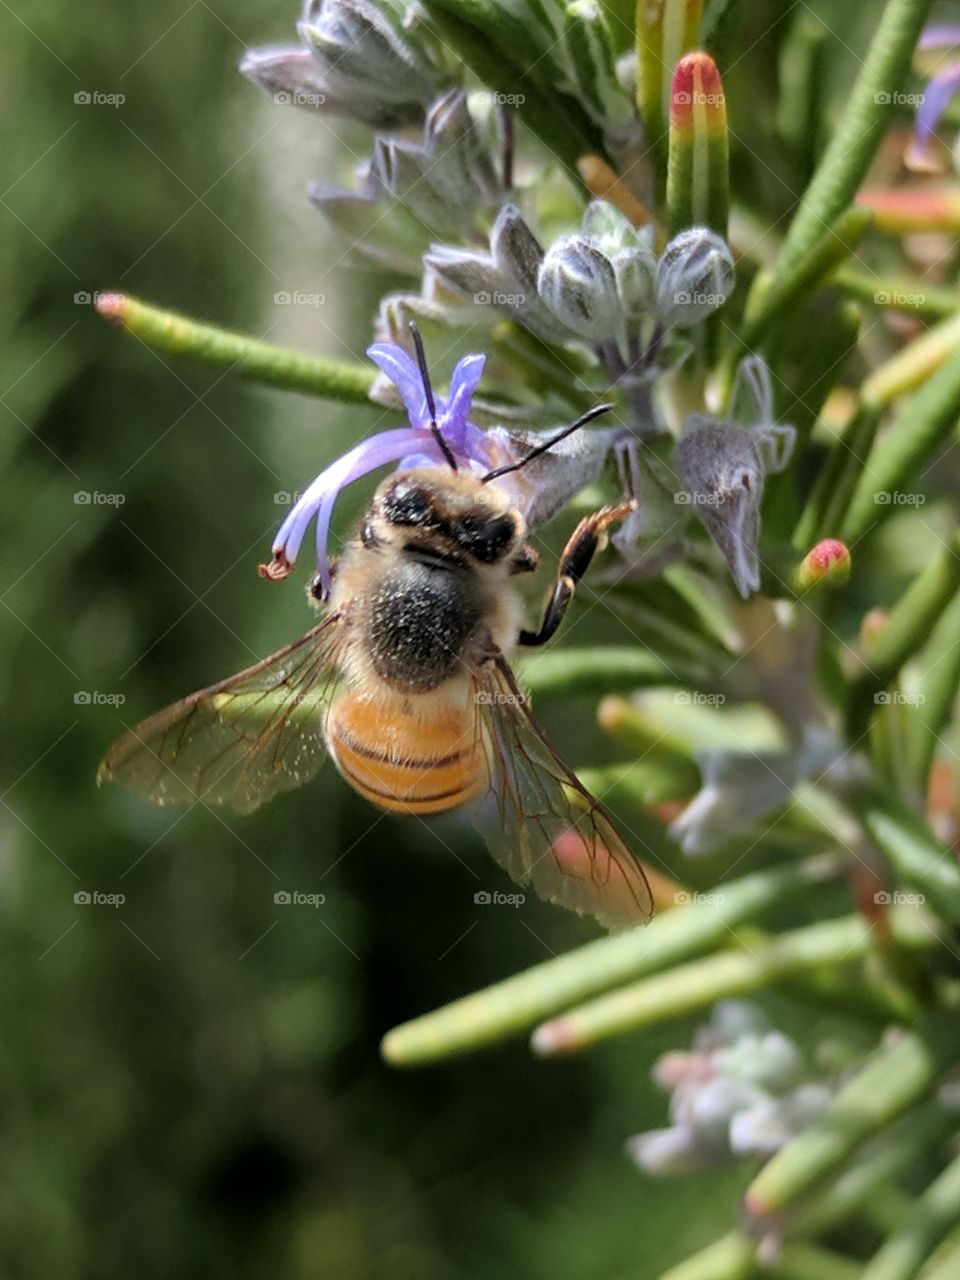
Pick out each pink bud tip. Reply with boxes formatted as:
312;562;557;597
94;291;127;322
531;1019;578;1056
795;539;851;591
670;51;726;136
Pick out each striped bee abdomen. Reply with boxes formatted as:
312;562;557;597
326;691;483;815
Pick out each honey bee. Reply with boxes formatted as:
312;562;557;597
100;340;652;928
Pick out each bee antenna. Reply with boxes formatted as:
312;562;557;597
481;403;615;484
409;322;458;472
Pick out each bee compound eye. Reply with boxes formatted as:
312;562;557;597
455;513;518;562
383;481;433;526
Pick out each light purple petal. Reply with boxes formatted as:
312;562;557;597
366;343;427;424
915;65;960;148
271;427;432;596
440;352;485;448
919;25;960;51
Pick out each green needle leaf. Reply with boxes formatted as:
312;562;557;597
381;858;836;1066
666;50;729;238
531;908;933;1055
96;293;374;403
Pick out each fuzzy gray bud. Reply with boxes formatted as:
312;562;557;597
299;0;435;108
537;235;620;340
656;228;734;328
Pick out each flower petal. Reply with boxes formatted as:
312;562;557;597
440;352;485;449
269;427;432;595
366;343;428;424
914;65;960;152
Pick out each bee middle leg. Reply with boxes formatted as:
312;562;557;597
519;500;637;647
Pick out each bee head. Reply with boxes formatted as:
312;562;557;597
376;470;524;565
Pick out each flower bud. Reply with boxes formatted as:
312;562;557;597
240;46;330;110
537;235;620;340
491;204;546;294
299;0;436;108
425;207;570;341
309;178;425;275
656;227;734;327
794;539;851;592
240;43;423;128
580;199;641;253
613;246;658;321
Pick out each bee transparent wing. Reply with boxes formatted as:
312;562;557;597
471;653;653;929
98;615;344;814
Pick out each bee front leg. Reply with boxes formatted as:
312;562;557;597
519;500;637;647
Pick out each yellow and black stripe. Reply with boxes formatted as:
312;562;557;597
328;694;482;815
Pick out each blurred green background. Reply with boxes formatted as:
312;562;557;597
0;2;903;1276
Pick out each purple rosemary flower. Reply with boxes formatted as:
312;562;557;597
260;343;497;596
260;340;632;597
909;26;960;170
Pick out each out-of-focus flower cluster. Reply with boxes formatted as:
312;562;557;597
627;1002;837;1176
